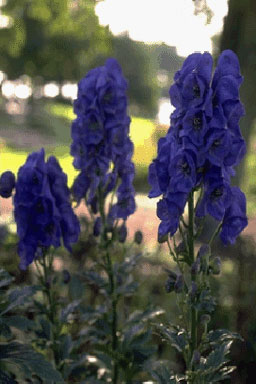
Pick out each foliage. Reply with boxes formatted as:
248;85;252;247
0;0;111;81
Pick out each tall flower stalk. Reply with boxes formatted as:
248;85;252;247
149;50;248;383
71;58;136;383
13;148;80;375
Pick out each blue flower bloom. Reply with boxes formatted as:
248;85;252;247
196;180;231;221
0;171;15;198
14;148;80;270
169;52;213;112
71;58;136;221
169;149;197;193
220;187;247;244
149;50;247;241
157;192;187;239
181;109;209;145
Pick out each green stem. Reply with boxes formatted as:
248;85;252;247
40;251;61;371
188;192;198;369
98;189;119;384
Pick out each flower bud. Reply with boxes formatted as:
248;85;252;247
165;276;176;293
158;233;168;243
200;314;211;325
0;171;15;198
191;259;200;275
93;217;102;237
174;274;184;293
211;257;221;275
134;230;143;245
117;223;127;243
191;350;201;365
189;281;197;299
176;241;186;254
198;244;210;258
63;269;71;284
45;276;52;289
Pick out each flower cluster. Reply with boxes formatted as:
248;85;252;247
71;58;136;221
14;148;80;269
149;50;247;244
0;171;15;198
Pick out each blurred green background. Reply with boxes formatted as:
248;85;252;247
0;0;256;382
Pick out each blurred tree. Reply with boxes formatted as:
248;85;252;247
220;0;256;187
149;43;184;98
110;34;159;118
0;0;111;82
193;0;256;187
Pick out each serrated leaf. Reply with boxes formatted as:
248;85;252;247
37;317;52;340
204;342;232;370
59;333;72;360
195;289;216;313
0;368;18;383
5;316;36;331
207;329;243;345
69;275;84;300
0;342;64;382
155;324;188;353
1;286;40;315
116;281;138;296
150;362;185;384
0;269;14;289
81;270;107;288
118;253;141;275
126;307;164;326
80;304;107;323
0;318;11;338
60;299;81;322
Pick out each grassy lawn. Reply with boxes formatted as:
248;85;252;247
0;102;160;191
1;100;256;216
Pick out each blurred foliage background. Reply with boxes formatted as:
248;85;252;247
0;0;256;382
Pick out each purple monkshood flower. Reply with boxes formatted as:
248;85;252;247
157;193;187;240
168;149;197;193
220;187;248;245
14;148;80;270
149;49;247;242
196;179;231;221
0;171;15;198
169;52;213;112
71;58;136;221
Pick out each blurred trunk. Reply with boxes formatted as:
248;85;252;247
220;0;256;187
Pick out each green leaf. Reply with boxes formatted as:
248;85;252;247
155;324;188;353
116;281;138;296
204;342;231;371
60;299;81;322
126;307;164;325
80;270;107;288
0;342;64;382
5;316;36;331
0;269;14;289
117;253;141;275
69;275;84;300
59;333;72;360
123;323;145;347
195;341;237;383
80;304;107;323
0;318;11;338
36;317;52;340
0;368;18;383
1;286;40;315
150;362;186;383
195;289;216;313
207;329;243;345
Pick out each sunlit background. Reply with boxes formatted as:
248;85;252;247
1;0;255;213
1;3;256;382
